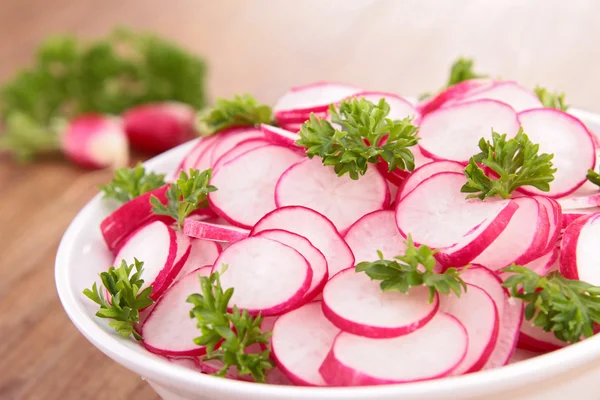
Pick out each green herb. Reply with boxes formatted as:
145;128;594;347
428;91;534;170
534;86;569;111
502;264;600;343
82;258;153;341
356;235;467;303
419;57;488;100
461;128;556;199
98;162;166;203
587;168;600;187
150;168;216;229
199;94;273;135
188;265;273;382
0;27;206;161
296;97;419;180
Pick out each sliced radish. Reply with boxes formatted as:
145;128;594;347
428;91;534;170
460;266;524;368
344;210;405;262
397;160;465;200
254;229;328;303
212;237;312;315
114;220;177;301
178;135;218;173
183;218;249;243
271;301;339;386
418;79;495;116
518;109;595;197
535;196;562;253
252;206;354;277
472;197;549;270
395;172;519;267
558;192;600;210
319;312;468;386
275;158;389;233
141;268;210;356
261;124;301;149
174;230;192;266
176;239;221;279
209;145;303;228
519;319;567;352
209;127;265;166
453;81;542;112
274;82;362;117
278;122;304;132
418;100;520;162
520;247;559;276
213;139;269;171
508;348;542;364
562;210;597;229
560;212;600;284
100;184;169;252
322;268;438;338
347;91;419;121
440;284;499;374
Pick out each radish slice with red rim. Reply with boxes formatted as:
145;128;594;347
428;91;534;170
344;210;405;263
322;268;438;338
518;319;567;353
213;139;270;170
209;127;265;166
177;136;218;173
274;82;362;116
176;239;221;279
452;81;542;112
560;212;600;285
211;237;312;315
252;206;355;278
345;91;419;122
271;301;339;386
535;196;562;253
397;160;465;201
319;312;468;386
417;79;494;116
275;158;389;233
183;218;249;243
260;124;301;149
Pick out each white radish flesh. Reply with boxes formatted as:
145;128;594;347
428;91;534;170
274;82;362;115
558;193;600;210
176;239;221;279
344;210;406;263
271;302;339;386
520;247;559;276
535;196;562;253
254;229;328;303
347;91;419;121
440;284;499;374
319;312;468;386
418;100;520;162
178;136;218;173
212;139;270;171
518;109;595;197
252;206;355;278
418;79;495;116
209;127;265;166
275;158;389;233
209;145;303;228
397;160;465;200
261;124;301;149
560;212;600;285
212;237;312;315
322;268;438;338
452;81;542;112
183;218;249;243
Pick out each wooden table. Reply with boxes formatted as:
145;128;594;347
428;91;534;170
1;1;599;398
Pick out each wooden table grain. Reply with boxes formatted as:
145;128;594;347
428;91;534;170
1;0;599;399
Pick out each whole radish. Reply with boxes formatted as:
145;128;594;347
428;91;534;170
61;113;129;169
123;102;196;154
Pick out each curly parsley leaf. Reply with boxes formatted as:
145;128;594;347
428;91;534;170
98;162;166;203
199;94;273;135
534;86;569;111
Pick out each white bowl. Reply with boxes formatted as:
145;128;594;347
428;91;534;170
56;108;600;400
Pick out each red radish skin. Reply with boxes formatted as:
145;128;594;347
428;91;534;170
319;312;468;386
418;100;520;163
518;319;567;352
560;213;600;284
440;284;499;374
209;145;303;228
251;206;355;278
472;197;549;270
322;268;438;338
62;114;129;169
451;81;542;112
395;172;519;267
260;124;302;149
176;239;221;279
177;136;219;174
212;138;270;170
275;158;389;233
100;185;169;252
209;127;265;166
211;237;312;316
535;196;562;253
141;267;211;356
397;160;465;201
183;218;249;243
271;301;339;386
123;102;196;154
344;210;406;262
518;109;596;198
274;82;362;118
114;220;177;301
519;247;559;277
417;79;495;116
561;211;597;229
254;229;328;303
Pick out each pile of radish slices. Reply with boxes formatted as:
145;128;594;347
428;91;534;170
98;80;600;387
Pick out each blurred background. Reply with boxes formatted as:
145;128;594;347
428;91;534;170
1;0;599;399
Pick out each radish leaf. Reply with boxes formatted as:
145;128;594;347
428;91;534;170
534;86;569;111
199;94;273;135
99;162;166;203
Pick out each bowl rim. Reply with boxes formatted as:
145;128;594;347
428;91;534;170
56;107;600;399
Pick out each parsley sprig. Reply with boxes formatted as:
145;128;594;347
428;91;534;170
150;168;216;229
461;128;556;199
199;94;273;135
188;266;273;382
296;97;419;179
419;57;488;100
82;258;153;340
587;168;600;187
356;235;467;303
98;162;166;203
502;265;600;343
534;86;569;111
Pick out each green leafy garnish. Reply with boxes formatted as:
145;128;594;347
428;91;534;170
150;168;216;229
534;86;569;111
188;265;273;382
502;265;600;343
355;235;467;303
82;258;153;341
199;94;273;135
0;27;206;161
587;168;600;187
295;97;419;179
98;162;166;204
461;128;556;200
419;57;488;100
